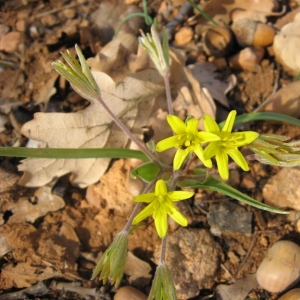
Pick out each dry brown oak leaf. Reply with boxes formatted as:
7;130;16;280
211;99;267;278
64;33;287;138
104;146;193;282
18;69;164;188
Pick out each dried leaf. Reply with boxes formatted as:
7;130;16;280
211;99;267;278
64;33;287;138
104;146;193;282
256;81;300;117
124;251;151;286
18;69;164;188
0;263;63;289
5;186;65;223
184;67;216;119
215;274;259;300
188;62;232;108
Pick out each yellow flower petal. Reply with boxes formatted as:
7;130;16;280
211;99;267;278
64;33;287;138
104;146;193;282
167;191;194;201
203;142;219;160
167;115;186;134
154;209;168;238
222;110;236;133
197;131;221;142
133;193;156;203
230;132;259;147
203;114;220;133
132;202;155;224
194;144;213;168
156;135;185;152
186;118;199;133
168;206;188;227
216;151;229;180
155;179;168;196
173;148;190;170
228;149;249;171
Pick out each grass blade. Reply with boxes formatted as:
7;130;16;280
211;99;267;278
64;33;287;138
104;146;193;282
0;147;149;160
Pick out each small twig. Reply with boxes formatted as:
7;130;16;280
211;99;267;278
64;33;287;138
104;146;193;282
32;1;87;19
235;232;257;274
194;203;208;215
221;263;235;281
182;153;196;175
164;2;194;40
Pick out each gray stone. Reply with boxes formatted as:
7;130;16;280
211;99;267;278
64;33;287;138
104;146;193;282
154;228;223;299
207;201;253;236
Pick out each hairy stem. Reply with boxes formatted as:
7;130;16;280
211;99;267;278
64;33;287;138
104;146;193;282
160;235;167;263
123;176;159;232
163;71;173;115
96;95;162;166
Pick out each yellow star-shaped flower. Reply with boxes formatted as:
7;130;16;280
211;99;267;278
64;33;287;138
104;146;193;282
132;179;194;238
156;115;220;170
203;110;259;180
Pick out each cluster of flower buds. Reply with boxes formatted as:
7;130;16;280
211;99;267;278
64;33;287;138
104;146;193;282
249;134;300;167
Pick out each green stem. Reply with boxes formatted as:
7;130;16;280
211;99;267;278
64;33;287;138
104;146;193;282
114;12;146;38
187;0;218;26
142;0;152;25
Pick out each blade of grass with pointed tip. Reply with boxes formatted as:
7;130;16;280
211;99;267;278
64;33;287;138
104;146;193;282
187;0;218;26
0;147;149;160
218;112;300;128
178;175;288;214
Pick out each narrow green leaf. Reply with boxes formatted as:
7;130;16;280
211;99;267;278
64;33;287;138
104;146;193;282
0;147;149;160
130;162;161;182
187;0;218;26
178;176;288;214
218;112;300;128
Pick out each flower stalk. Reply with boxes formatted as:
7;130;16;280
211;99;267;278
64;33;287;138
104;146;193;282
91;231;128;286
139;25;173;115
52;45;161;167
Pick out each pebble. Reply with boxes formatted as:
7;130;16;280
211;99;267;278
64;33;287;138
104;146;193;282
154;228;223;299
263;167;300;210
62;8;77;19
174;26;193;46
207;201;253;236
0;25;9;38
114;286;147;300
15;19;26;32
0;31;24;53
241;173;256;189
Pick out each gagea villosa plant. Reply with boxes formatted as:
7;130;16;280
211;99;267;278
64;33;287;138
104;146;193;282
7;25;300;299
51;26;300;299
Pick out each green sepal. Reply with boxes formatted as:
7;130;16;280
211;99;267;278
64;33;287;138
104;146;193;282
130;162;161;182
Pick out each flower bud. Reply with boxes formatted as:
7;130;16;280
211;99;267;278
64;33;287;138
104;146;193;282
249;134;300;167
52;45;100;102
148;262;177;300
91;231;128;286
139;25;170;76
